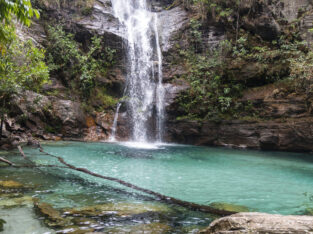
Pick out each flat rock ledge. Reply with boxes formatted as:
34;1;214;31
199;212;313;234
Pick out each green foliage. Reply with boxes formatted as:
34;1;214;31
86;87;118;112
46;25;80;75
44;124;61;134
190;18;202;44
0;25;49;110
188;0;238;21
96;92;118;110
46;25;116;98
0;0;39;41
176;15;313;121
0;26;49;93
179;0;313;122
288;49;313;95
0;25;48;136
177;41;245;120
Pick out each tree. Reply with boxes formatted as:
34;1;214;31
0;26;49;140
0;0;39;41
0;0;42;139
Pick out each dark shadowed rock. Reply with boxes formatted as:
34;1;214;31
165;119;313;152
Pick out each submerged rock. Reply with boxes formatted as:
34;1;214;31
34;201;71;227
34;201;172;232
102;222;171;233
0;180;24;189
199;212;313;234
0;196;34;208
63;202;170;217
209;202;250;213
0;180;32;194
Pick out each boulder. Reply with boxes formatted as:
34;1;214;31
199;212;313;233
8;91;87;139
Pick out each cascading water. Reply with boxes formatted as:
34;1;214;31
110;0;165;143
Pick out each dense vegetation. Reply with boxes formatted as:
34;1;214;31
0;0;119;139
173;0;313;121
0;0;46;138
1;0;313;141
46;25;116;102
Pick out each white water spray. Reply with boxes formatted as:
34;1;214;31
110;0;165;142
109;102;121;142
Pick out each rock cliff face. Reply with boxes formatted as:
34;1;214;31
2;0;313;152
162;0;313;152
1;0;190;147
165;82;313;152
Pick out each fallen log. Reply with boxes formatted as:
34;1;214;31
39;148;236;216
17;146;27;159
0;157;14;166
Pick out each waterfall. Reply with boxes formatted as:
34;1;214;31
154;14;165;142
109;102;121;142
110;0;165;143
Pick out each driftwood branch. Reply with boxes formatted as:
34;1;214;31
17;146;27;159
39;149;236;216
0;157;14;166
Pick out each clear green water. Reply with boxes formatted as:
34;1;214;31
1;141;313;233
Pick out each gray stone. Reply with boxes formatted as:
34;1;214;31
199;212;313;234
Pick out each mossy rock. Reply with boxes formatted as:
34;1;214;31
0;196;34;208
0;180;32;194
34;201;72;227
103;223;171;233
0;180;24;189
63;202;170;217
209;202;250;213
0;219;6;232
